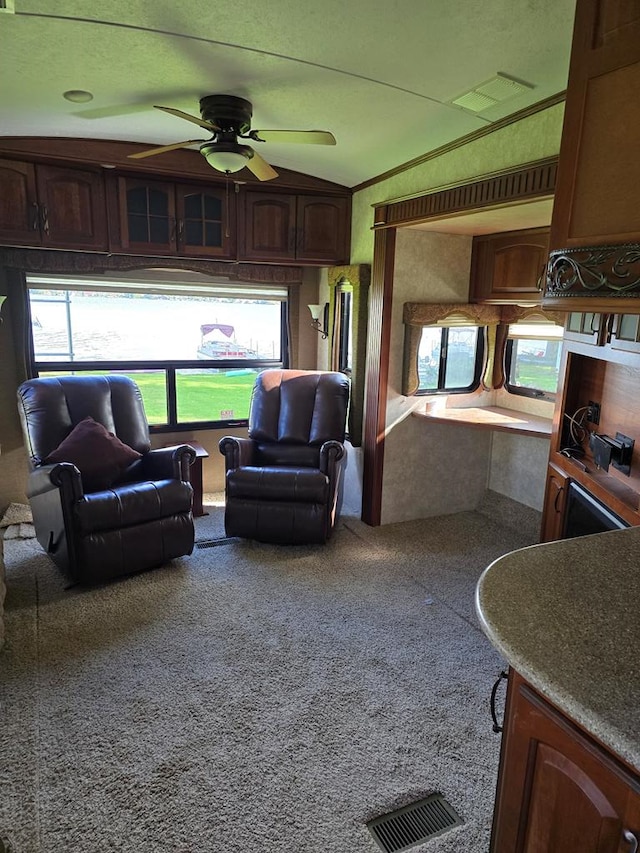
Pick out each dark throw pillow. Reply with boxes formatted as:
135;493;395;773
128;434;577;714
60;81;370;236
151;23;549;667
45;416;142;491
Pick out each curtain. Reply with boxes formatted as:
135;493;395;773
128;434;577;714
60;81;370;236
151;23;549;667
3;266;35;384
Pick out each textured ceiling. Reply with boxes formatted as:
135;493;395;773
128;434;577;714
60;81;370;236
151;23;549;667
0;1;577;187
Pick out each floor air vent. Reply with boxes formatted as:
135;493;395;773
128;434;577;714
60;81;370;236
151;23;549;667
195;537;237;549
367;793;462;852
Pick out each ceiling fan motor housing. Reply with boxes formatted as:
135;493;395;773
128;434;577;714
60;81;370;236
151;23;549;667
199;94;253;135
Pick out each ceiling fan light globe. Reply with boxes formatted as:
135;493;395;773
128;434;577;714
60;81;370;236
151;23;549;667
200;142;253;174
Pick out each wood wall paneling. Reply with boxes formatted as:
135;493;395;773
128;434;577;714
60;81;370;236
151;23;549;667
361;226;396;526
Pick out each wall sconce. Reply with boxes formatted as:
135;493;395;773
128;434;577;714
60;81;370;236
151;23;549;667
308;303;329;339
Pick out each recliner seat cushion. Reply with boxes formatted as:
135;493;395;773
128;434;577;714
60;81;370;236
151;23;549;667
74;479;193;534
45;416;141;491
226;467;329;503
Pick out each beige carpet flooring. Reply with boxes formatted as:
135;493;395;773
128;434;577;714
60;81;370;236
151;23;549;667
0;498;539;852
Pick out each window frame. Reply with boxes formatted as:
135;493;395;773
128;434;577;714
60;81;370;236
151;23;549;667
503;324;562;403
28;282;289;433
414;325;486;396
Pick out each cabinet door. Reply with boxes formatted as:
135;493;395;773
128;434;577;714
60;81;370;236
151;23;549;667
0;159;40;246
540;463;568;543
296;195;350;263
470;228;549;303
242;192;296;261
491;671;640;853
36;165;107;250
176;184;236;258
550;1;640;249
609;314;640;355
117;177;176;254
564;311;608;346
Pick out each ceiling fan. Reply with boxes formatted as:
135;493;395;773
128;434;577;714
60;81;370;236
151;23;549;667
127;94;336;181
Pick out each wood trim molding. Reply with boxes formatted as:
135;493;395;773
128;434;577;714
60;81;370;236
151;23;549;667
353;92;566;193
0;248;305;283
362;228;396;526
375;158;557;230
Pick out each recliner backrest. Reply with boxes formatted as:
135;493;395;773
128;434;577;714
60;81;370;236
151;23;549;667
17;375;151;468
248;370;349;448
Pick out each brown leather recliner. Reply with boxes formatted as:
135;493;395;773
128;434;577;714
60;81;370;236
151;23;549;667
219;369;350;544
17;375;196;585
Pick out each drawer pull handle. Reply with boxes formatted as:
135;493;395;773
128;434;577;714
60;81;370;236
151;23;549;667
623;830;638;852
490;669;508;733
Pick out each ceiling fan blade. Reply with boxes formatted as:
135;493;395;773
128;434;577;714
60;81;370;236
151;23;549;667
154;105;219;132
127;139;206;160
250;129;336;146
247;150;279;181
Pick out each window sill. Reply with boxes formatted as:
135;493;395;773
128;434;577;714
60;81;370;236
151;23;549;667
411;405;552;438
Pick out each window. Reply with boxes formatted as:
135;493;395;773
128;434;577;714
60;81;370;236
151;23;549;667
333;283;353;376
416;325;484;394
28;274;288;430
504;322;563;400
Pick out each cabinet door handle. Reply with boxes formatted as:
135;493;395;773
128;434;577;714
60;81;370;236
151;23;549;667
40;204;50;235
490;669;509;733
31;202;40;231
553;484;564;514
623;830;638;853
177;219;184;244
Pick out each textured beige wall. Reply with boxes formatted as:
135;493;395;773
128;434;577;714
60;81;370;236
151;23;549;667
350;102;565;265
380;229;494;524
488;432;551;511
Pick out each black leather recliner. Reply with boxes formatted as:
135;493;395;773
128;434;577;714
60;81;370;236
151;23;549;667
17;374;196;584
219;369;350;544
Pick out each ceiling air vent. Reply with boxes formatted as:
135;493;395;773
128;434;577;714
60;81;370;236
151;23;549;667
451;73;534;113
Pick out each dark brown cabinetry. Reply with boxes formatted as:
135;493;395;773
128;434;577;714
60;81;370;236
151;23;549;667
242;192;350;264
491;670;640;853
540;463;568;542
550;1;640;251
112;177;235;258
0;140;352;265
0;159;107;250
470;227;549;304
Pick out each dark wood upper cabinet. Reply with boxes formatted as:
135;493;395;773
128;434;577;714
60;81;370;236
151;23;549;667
295;195;350;264
470;227;549;303
491;670;640;853
0;141;351;266
112;177;235;258
241;192;350;264
175;184;235;258
0;159;107;251
550;0;640;250
241;192;296;261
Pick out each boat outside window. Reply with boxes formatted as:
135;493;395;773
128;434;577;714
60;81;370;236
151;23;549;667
27;275;287;430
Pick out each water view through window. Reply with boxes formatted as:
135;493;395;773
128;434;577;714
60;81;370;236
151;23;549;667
29;287;285;427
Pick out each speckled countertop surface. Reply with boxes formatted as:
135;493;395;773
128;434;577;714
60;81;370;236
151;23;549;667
476;526;640;774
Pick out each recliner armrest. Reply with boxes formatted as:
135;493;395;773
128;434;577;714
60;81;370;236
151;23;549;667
219;436;255;471
28;462;84;502
319;440;345;478
143;445;196;481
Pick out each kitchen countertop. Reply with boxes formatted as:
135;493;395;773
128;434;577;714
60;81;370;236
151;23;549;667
475;526;640;773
